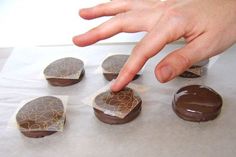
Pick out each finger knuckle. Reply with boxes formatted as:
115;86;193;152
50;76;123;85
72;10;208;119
133;44;155;60
161;7;186;41
93;27;104;39
122;65;137;77
95;3;109;15
114;13;127;30
173;53;192;70
115;12;126;20
97;3;106;9
133;50;150;61
122;0;132;6
163;6;184;22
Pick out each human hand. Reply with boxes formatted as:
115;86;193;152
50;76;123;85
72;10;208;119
73;0;236;91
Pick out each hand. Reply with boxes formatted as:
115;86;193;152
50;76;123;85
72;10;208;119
73;0;236;91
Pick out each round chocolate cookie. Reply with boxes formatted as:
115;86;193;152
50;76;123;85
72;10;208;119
93;87;142;124
172;85;222;122
179;59;209;78
101;54;140;81
44;57;85;86
16;96;65;138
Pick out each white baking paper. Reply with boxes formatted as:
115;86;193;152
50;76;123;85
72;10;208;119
0;44;236;157
7;95;68;132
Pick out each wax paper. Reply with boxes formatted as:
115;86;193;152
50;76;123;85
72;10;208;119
0;44;236;157
8;95;68;132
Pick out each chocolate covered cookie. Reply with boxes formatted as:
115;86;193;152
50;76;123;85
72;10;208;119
172;85;222;122
101;54;140;81
93;87;142;124
44;57;84;86
16;96;66;138
179;59;209;78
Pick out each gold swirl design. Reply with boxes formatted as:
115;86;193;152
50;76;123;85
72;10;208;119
95;87;141;118
16;96;65;132
44;57;84;78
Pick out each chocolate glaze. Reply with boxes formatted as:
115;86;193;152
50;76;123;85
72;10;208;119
94;104;141;124
102;55;140;81
179;59;209;78
103;73;140;81
16;96;66;138
46;70;85;86
20;130;57;138
93;87;142;124
172;85;222;122
44;57;84;86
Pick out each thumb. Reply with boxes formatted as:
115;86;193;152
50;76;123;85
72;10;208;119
155;34;213;83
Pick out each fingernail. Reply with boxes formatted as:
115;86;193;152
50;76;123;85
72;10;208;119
159;65;173;82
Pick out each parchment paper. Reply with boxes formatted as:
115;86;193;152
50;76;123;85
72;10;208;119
7;95;68;132
0;44;236;157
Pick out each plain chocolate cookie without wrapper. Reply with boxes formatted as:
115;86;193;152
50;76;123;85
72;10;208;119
102;54;140;81
44;57;85;86
179;59;209;78
16;96;66;138
93;87;142;124
172;85;223;122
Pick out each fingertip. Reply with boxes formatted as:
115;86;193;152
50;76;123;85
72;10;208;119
110;80;120;92
72;35;87;47
72;36;80;46
155;64;174;83
110;74;129;92
154;48;194;83
79;8;86;17
79;8;93;20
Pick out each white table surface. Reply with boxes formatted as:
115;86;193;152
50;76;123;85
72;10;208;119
0;48;12;71
0;43;236;157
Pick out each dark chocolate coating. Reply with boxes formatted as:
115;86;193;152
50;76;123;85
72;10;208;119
172;85;222;122
94;103;141;125
179;70;205;78
44;57;84;86
102;55;140;81
103;73;140;81
20;130;57;138
93;87;142;124
179;59;209;78
16;96;65;138
46;69;85;86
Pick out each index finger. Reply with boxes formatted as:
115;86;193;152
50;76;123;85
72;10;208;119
111;32;166;92
79;1;130;20
111;16;185;91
